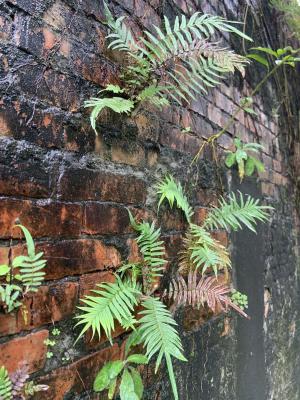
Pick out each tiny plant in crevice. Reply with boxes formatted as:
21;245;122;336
85;1;252;133
74;175;272;399
230;289;248;311
225;138;265;181
0;225;46;314
0;364;48;399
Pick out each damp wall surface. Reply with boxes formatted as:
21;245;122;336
0;0;300;399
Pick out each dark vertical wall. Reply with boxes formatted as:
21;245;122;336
0;0;299;399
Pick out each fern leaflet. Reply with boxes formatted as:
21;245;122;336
0;367;12;400
156;175;194;223
166;271;248;318
203;192;272;232
180;224;231;275
138;297;187;400
75;276;141;343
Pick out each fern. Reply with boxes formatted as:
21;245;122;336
166;271;248;318
0;367;12;400
86;4;252;130
0;285;22;313
180;224;231;275
12;225;46;293
75;276;141;343
203;192;271;233
138;296;187;400
156;175;194;223
84;96;135;134
128;210;166;293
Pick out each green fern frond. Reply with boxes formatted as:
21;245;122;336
180;224;231;275
104;1;138;52
156;175;194;223
0;285;22;313
203;192;272;233
137;84;170;109
128;210;166;291
12;225;46;293
75;276;141;343
84;97;135;134
0;366;12;400
138;297;187;400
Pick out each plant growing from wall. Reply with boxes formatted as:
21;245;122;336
0;364;48;399
75;175;271;399
0;225;46;314
192;45;300;162
85;2;252;133
225;138;265;181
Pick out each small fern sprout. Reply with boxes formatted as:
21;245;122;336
156;175;194;223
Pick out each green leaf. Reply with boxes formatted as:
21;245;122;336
14;225;35;258
225;153;236;168
93;361;124;392
125;330;143;357
0;265;10;276
245;157;255;176
235;149;247;163
156;175;194;223
108;378;117;399
126;354;148;364
75;277;141;343
130;368;144;399
244;107;257;115
247;53;269;68
251;47;278;57
0;366;12;400
120;369;139;400
102;84;125;94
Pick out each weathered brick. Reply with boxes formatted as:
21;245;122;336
0;330;48;373
0;199;82;238
83;204;148;235
111;145;145;166
58;168;147;204
33;343;121;399
40;239;121;280
79;271;115;297
0;139;53;198
192;207;209;225
0;282;78;337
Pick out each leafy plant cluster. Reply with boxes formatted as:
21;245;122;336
75;175;271;399
86;2;252;133
225;138;265;182
0;365;48;400
0;225;46;314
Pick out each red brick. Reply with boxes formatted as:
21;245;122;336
40;239;121;280
211;231;228;247
33;343;121;399
192;207;209;225
0;330;48;374
79;271;115;297
58;168;146;204
127;238;142;263
159;125;202;154
0;199;82;239
111;145;145;166
0;282;78;337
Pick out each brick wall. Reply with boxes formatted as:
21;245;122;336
0;0;300;399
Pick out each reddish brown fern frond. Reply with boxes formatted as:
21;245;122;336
166;271;249;318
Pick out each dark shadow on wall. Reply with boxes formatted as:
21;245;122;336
231;172;267;400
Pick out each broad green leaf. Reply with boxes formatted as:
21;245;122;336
108;378;117;400
120;369;138;400
14;225;35;258
251;47;278;57
126;354;148;364
130;368;144;399
247;53;269;68
225;153;236;168
0;265;10;276
235;149;247;163
93;361;124;392
245;157;255;176
244;107;257;115
125;330;143;357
